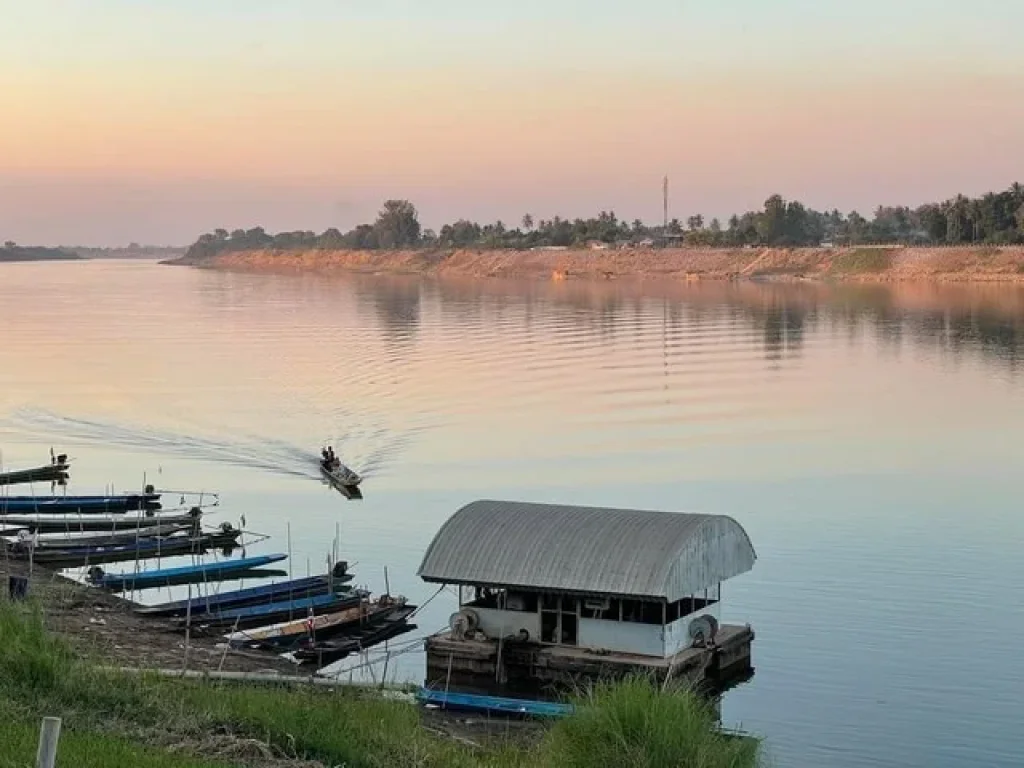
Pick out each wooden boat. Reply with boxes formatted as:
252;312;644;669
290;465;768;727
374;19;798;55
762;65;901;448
133;567;353;619
414;689;574;718
0;454;70;486
0;492;161;514
178;590;367;632
4;522;194;548
293;604;417;665
227;594;407;651
88;553;288;591
319;450;362;498
0;509;201;534
23;529;242;568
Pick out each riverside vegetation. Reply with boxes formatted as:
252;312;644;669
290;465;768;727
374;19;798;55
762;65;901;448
180;183;1024;260
0;242;79;263
0;601;760;768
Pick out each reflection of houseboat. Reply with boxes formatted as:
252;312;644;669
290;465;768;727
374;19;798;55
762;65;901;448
418;499;756;694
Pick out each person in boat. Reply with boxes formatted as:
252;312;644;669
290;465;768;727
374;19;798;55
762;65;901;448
321;446;338;470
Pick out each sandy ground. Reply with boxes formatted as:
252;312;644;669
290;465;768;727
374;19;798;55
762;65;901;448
170;245;1024;283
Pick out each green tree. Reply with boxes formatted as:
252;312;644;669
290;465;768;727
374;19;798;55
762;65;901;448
757;195;788;244
373;199;421;248
686;214;704;231
317;228;345;249
521;213;534;231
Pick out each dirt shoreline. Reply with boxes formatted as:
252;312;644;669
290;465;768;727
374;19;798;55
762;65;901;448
2;560;305;676
168;245;1024;283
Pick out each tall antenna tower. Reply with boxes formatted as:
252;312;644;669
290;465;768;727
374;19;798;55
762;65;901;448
662;175;669;231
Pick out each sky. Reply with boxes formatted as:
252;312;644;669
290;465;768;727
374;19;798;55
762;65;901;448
2;0;1023;246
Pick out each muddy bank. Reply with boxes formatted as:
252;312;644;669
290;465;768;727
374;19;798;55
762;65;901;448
2;560;302;676
167;245;1024;283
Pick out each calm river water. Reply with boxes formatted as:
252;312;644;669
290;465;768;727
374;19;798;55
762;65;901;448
2;259;1023;767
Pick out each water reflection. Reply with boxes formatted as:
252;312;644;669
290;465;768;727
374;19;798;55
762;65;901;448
410;278;1024;371
358;280;422;345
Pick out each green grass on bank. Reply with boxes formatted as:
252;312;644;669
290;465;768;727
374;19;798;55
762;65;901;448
0;601;760;767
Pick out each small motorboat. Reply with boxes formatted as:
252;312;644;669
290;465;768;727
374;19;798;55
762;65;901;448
319;447;362;498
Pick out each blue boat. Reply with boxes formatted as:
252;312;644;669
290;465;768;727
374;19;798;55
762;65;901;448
414;688;574;718
26;530;241;568
179;590;366;630
133;567;353;618
89;553;288;591
0;493;161;514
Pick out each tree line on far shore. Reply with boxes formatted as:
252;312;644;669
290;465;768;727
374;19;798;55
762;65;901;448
0;241;78;262
184;182;1024;261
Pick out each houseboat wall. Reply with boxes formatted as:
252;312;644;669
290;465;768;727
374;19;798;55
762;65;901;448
471;606;540;640
578;617;663;656
664;602;721;656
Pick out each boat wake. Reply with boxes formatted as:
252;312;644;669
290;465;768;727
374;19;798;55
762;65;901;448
2;408;419;483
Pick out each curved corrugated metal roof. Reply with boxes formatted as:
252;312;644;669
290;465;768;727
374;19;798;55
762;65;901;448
417;500;756;603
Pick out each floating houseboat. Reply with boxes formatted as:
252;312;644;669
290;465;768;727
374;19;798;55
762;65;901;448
418;499;756;694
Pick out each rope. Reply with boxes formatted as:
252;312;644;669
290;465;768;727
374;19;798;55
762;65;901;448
408;584;445;619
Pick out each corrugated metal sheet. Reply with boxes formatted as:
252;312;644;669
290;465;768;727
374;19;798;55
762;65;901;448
417;500;756;603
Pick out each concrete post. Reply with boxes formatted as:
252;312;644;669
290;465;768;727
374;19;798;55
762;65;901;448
36;716;61;768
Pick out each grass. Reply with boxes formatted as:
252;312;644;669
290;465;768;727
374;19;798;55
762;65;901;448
544;679;759;768
0;601;760;767
829;248;894;274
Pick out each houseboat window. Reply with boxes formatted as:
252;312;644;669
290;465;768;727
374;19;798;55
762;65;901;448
505;591;538;612
581;596;616;620
665;590;720;622
621;599;667;625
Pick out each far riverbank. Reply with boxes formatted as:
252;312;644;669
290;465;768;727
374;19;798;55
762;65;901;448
166;245;1024;283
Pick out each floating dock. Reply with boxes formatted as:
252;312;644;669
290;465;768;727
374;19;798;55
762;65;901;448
425;623;754;693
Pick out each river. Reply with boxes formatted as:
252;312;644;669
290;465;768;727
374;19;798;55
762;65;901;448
1;259;1023;767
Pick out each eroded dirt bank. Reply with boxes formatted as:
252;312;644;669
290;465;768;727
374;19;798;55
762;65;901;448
168;245;1024;283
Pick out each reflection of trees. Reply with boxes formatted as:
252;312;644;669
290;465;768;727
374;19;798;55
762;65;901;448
823;287;1024;368
394;276;1024;374
358;279;421;345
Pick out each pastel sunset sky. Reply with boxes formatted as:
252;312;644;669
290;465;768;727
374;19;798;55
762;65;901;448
2;0;1022;245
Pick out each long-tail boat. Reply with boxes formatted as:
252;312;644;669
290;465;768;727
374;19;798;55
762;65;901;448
88;552;288;591
0;453;70;486
178;591;367;632
133;567;353;619
293;604;417;665
227;594;408;651
24;528;242;568
0;509;201;535
0;492;161;514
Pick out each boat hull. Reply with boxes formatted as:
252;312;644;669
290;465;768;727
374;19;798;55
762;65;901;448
0;493;161;514
294;604;417;665
0;462;70;487
89;553;289;591
414;689;573;718
0;511;200;534
180;591;366;631
22;531;241;568
133;573;353;618
228;597;405;650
